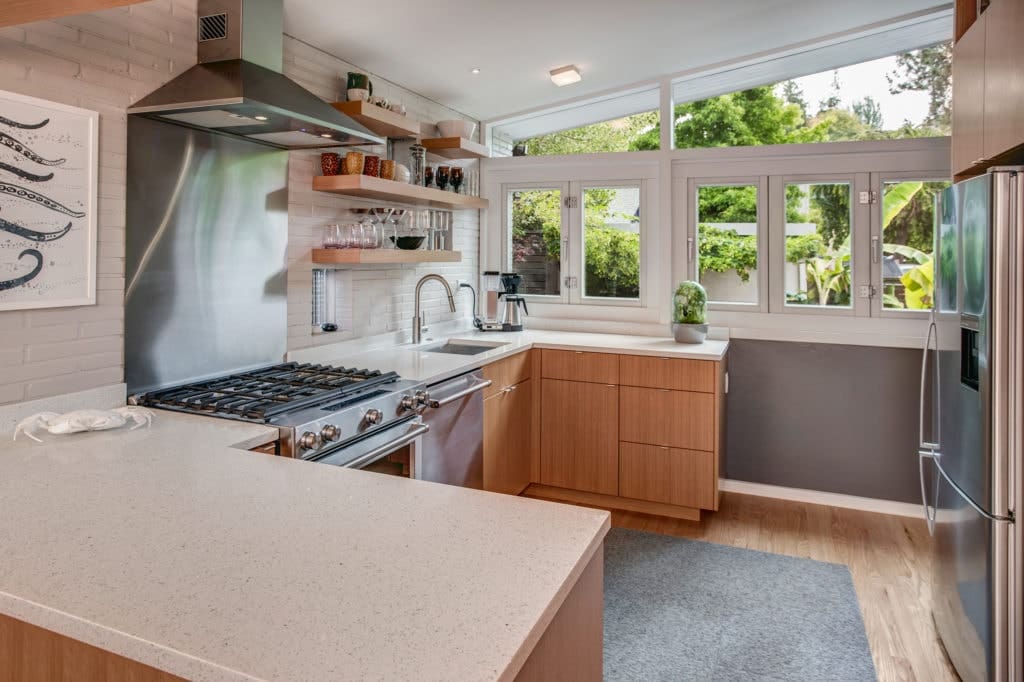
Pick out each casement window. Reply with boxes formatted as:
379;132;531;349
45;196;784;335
688;178;767;310
685;168;947;318
504;180;647;307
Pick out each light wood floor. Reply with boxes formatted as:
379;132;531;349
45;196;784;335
547;491;958;682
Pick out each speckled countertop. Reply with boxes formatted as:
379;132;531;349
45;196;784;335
289;328;729;385
0;412;609;681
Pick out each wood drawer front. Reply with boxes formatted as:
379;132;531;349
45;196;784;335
619;442;715;509
619;355;715;392
483;350;533;397
541;349;619;384
503;349;532;387
619;386;714;451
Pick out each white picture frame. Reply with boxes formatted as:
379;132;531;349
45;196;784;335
0;89;99;311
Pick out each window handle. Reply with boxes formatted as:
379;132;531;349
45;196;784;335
871;236;881;264
687;236;695;262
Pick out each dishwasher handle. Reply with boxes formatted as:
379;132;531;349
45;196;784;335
425;378;492;408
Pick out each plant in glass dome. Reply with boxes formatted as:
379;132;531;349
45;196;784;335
672;281;709;344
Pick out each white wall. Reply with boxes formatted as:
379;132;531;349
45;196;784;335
0;0;197;405
282;37;482;350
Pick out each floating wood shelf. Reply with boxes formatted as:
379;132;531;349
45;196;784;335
331;101;422;139
312;174;488;209
312;248;463;265
420;137;491;159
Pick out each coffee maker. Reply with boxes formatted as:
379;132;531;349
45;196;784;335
499;272;528;332
478;271;504;331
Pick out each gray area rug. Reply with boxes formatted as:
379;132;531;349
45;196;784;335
604;528;877;681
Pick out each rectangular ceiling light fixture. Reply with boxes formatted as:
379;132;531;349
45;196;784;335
549;65;582;87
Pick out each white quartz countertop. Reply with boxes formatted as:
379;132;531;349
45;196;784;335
290;329;729;384
0;412;609;681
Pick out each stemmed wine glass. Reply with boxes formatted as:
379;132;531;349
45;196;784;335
388;209;407;248
435;166;451;191
367;207;392;249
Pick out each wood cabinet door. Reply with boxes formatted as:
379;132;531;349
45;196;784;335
619;386;714;451
540;379;619;495
619;442;715;509
952;16;987;175
483;391;507;492
983;0;1024;160
484;380;532;495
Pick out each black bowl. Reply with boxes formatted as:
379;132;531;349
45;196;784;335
391;235;426;250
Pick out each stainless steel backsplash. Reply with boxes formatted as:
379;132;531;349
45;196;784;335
125;116;289;394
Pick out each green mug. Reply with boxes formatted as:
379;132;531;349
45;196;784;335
346;72;373;95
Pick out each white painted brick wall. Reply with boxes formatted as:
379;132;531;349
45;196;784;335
0;0;196;405
282;37;482;350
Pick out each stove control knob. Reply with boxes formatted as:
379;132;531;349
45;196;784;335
320;424;340;442
298;431;320;451
364;408;383;425
415;390;430;405
400;395;419;411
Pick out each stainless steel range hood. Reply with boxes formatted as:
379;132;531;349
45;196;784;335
127;0;383;149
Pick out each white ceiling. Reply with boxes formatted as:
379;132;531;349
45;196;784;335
283;0;949;123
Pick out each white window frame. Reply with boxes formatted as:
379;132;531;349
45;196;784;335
501;181;570;304
871;170;951;319
769;173;870;318
687;176;769;313
575;181;646;308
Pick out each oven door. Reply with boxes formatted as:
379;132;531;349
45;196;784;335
310;417;429;478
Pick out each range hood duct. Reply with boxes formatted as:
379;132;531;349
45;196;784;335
127;0;383;149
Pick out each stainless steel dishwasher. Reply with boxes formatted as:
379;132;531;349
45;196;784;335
417;369;491;489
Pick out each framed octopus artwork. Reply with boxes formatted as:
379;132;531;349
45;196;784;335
0;89;98;311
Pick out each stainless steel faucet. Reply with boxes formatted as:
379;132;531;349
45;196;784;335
412;274;456;344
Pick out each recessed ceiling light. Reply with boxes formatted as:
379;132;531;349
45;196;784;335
549;65;581;87
471;68;481;75
254;115;268;121
320;133;333;138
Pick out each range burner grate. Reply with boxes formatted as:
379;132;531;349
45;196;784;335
136;362;400;421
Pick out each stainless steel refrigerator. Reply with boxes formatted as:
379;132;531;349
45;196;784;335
921;169;1023;682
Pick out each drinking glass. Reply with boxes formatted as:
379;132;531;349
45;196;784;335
450;167;464;194
424;166;434;188
322;223;343;249
435;166;451;191
362;222;381;249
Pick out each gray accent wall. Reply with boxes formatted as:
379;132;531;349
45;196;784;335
726;339;921;503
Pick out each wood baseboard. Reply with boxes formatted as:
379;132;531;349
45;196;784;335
719;479;924;518
524;484;701;521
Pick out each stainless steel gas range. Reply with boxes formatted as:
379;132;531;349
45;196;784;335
130;362;491;486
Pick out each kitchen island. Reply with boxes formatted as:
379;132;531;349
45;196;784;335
0;412;608;681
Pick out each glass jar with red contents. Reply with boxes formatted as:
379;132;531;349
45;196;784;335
363;155;380;177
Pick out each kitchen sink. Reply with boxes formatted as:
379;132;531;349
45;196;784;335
420;340;508;356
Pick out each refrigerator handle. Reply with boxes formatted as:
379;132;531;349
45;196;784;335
919;319;939;450
919;449;937;535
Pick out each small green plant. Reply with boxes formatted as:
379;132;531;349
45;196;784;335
673;281;708;324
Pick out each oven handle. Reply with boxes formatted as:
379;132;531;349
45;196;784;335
425;378;492;409
343;422;430;470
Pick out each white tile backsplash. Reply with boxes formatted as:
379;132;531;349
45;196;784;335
282;37;481;351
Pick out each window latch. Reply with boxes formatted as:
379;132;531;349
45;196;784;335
563;196;579;209
871;235;881;263
686;236;695;262
563;276;578;289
